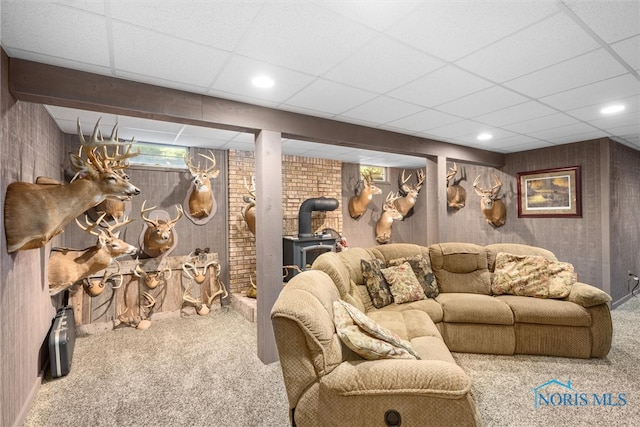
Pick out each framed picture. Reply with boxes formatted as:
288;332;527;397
517;166;582;218
359;165;387;182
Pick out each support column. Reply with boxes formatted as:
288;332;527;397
437;156;448;243
255;130;283;364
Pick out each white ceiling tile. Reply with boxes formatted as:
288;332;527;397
112;22;229;88
563;0;640;43
386;1;558;62
108;1;262;52
454;128;518;145
502;140;556;152
339;96;424;124
611;35;640;71
541;74;640;111
1;3;111;67
474;101;557;127
479;134;543;150
504;49;629;98
388;66;493;108
527;123;601;142
567;94;639;121
211;55;316;103
324;36;444;93
425;120;488;140
457;12;601;82
436;86;529;118
384;109;463;133
180;125;241;140
282;79;376;115
314;1;422;31
504;113;580;134
235;2;375;75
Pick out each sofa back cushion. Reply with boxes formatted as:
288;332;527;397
428;242;491;294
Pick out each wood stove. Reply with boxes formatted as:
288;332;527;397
283;197;339;281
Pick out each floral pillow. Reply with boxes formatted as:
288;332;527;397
381;262;426;304
333;300;419;360
361;258;394;308
492;252;576;298
388;255;439;298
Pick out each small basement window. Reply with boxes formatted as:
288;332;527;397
128;142;187;169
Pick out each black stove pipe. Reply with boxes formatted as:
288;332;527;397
298;197;339;238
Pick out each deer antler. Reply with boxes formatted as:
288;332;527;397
446;163;458;185
398;170;412;195
140;200;159;227
75;213;108;237
100;214;135;237
168;204;184;226
199;150;217;174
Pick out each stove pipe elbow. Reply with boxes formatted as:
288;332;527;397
298;197;339;238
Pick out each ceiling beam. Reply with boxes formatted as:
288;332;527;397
9;58;504;167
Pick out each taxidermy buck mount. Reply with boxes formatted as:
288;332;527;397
4;118;141;253
240;176;256;235
446;162;467;210
395;169;425;218
184;150;219;222
348;169;382;219
473;174;507;227
140;201;184;258
375;192;404;244
48;214;137;295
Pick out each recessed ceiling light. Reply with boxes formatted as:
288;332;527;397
600;104;625;115
251;75;274;88
477;133;493;141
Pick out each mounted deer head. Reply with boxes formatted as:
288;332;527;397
82;259;124;297
184;150;219;219
348;170;382;219
473;174;507;227
48;214;137;295
140;201;183;258
4;118;140;253
446;162;467;210
241;176;256;235
395;169;425;217
133;260;172;290
375;192;404;244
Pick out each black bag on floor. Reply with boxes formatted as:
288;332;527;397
48;303;76;378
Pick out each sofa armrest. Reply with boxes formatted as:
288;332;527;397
321;359;470;398
564;282;612;307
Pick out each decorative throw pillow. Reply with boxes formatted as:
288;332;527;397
333;300;419;360
381;262;426;304
492;252;576;298
388;255;439;298
361;258;394;308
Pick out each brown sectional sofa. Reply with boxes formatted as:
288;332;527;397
271;242;613;427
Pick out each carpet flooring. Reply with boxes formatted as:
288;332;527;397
24;296;640;427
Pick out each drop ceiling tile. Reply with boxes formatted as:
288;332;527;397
479;134;542;150
385;1;557;62
563;0;640;43
435;86;529;118
112;22;229;88
324;36;444;93
339;96;424;125
211;55;316;103
504;49;628;98
315;1;422;31
235;2;375;75
541;74;640;111
567;94;639;121
175;134;231;149
282;79;377;115
453;128;518;145
388;66;493;108
108;1;262;51
1;3;111;67
384;109;463;133
502;140;556;152
456;12;600;83
611;35;640;71
474;101;557;127
425;120;488;140
527;122;601;142
179;126;241;142
504;113;580;134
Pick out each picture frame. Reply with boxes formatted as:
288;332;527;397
517;166;582;218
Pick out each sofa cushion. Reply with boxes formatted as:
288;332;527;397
428;242;491;294
564;282;612;307
496;295;592;327
492;252;575;298
333;300;419;360
361;258;394;308
381;262;426;304
485;243;557;272
436;293;514;325
388;254;439;298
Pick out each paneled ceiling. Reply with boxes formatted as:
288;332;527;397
1;0;639;168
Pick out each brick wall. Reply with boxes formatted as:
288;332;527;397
228;150;342;294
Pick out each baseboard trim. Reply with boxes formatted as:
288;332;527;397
611;292;635;310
